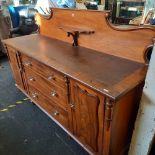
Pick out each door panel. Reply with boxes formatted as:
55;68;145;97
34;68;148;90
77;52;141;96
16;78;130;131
70;81;104;154
6;46;24;90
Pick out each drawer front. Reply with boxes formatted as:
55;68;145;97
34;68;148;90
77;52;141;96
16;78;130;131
22;54;67;89
29;86;69;129
25;68;68;110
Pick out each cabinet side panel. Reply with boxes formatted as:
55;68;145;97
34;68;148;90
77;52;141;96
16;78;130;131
109;84;143;155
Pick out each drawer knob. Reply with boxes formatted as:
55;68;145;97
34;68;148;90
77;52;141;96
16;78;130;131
52;111;59;116
32;93;38;98
24;62;32;67
70;102;75;109
48;75;55;81
70;103;75;109
51;91;57;97
29;77;35;81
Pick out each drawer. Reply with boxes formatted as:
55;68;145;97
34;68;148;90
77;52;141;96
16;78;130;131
22;54;67;89
25;68;68;110
29;86;69;129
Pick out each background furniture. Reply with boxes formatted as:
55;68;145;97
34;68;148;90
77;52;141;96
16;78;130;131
115;0;145;24
0;8;11;56
8;5;38;37
3;8;155;155
129;9;155;25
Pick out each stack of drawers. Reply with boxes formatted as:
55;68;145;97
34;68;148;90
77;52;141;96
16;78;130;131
22;54;69;129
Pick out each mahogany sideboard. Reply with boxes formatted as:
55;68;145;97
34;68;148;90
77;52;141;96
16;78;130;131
2;8;155;155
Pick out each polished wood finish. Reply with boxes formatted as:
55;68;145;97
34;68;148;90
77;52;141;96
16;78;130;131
36;8;155;63
2;34;147;100
29;86;69;129
25;67;68;110
3;42;145;155
22;54;67;89
109;84;143;155
3;38;145;155
3;8;155;155
70;81;105;154
6;46;25;90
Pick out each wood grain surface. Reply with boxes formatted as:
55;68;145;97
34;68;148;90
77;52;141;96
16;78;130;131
3;34;147;100
36;8;155;63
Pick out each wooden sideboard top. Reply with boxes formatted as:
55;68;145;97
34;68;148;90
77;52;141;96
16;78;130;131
3;34;147;100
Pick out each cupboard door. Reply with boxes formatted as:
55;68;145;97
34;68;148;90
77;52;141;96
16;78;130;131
6;46;24;90
70;81;104;154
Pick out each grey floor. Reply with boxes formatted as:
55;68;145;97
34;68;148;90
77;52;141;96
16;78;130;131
0;56;88;155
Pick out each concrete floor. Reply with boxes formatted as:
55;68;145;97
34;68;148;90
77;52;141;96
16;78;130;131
0;56;88;155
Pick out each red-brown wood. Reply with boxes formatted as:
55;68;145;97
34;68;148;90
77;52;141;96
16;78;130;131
36;8;155;63
3;43;145;155
109;84;143;155
2;34;147;100
25;68;68;111
2;8;152;155
70;80;104;154
22;53;67;89
6;46;25;90
29;85;69;129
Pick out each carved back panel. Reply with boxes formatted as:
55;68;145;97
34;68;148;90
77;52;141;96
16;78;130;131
36;8;155;63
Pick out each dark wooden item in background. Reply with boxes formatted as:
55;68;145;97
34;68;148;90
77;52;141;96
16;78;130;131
3;8;155;155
